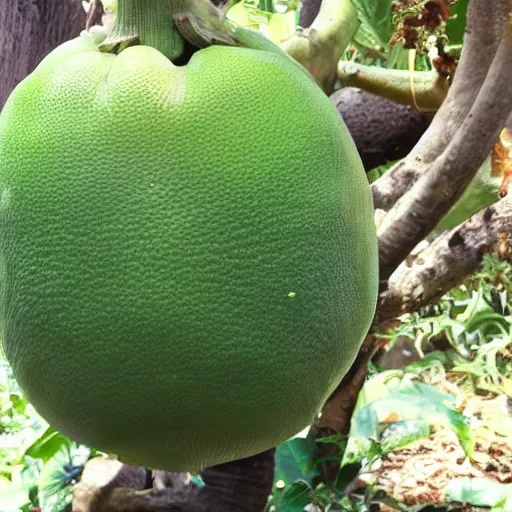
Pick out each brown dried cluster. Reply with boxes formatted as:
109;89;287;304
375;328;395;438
391;0;451;50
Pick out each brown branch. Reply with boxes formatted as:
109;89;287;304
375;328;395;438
377;195;512;324
74;449;275;511
312;1;512;477
298;0;321;29
337;61;448;112
371;0;510;210
377;4;512;281
0;0;86;110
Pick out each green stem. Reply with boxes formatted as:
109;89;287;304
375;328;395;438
280;0;359;94
100;0;184;60
337;61;449;111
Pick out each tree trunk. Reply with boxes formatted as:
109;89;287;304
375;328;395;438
0;0;86;109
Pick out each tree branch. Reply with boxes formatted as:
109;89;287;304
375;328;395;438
280;0;359;94
377;2;512;281
371;0;510;210
337;61;448;112
377;195;512;324
0;0;86;110
74;449;275;511
312;1;512;477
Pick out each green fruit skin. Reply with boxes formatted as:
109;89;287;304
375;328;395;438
0;29;378;472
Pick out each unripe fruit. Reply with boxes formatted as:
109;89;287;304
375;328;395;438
0;28;378;471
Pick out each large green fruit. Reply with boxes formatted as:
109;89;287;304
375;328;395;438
0;28;378;471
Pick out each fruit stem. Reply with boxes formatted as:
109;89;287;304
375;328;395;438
100;0;185;60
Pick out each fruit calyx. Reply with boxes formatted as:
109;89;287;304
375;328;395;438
99;0;186;59
98;0;248;61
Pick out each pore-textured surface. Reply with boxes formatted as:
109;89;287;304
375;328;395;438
0;30;378;471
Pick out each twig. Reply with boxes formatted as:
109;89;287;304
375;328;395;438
337;61;448;112
371;0;510;210
377;195;512;324
377;1;512;281
280;0;359;94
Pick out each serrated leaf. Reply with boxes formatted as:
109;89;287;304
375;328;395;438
351;0;393;48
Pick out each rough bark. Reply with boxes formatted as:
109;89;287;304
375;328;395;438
86;0;105;30
312;0;512;482
371;0;510;211
377;0;512;281
73;450;275;512
377;195;512;324
331;88;433;171
0;0;86;110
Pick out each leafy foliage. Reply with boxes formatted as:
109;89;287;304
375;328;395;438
267;254;512;511
0;359;92;512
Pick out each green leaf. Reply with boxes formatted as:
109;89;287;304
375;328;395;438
39;444;89;512
446;477;512;508
226;2;252;27
351;0;393;48
274;437;317;491
267;11;296;43
25;427;71;463
380;419;430;453
445;0;468;45
343;379;474;464
386;41;410;70
277;480;313;510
